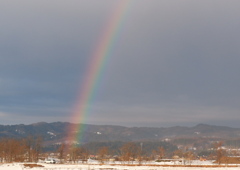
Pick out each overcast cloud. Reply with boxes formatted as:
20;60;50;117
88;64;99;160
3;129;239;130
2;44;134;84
0;0;240;127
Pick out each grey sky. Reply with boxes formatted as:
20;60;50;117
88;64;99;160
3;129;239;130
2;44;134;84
0;0;240;127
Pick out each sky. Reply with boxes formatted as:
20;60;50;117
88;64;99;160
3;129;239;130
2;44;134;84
0;0;240;128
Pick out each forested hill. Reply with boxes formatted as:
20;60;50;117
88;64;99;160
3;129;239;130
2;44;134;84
0;122;239;145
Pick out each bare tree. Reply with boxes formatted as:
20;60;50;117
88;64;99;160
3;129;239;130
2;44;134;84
151;150;158;160
97;146;109;164
16;139;26;162
214;141;226;165
58;143;66;163
24;136;33;162
33;136;42;162
120;142;140;164
158;147;165;160
136;146;143;165
0;138;26;163
23;136;42;162
184;151;195;165
77;146;89;163
69;146;78;163
0;140;3;162
173;149;184;158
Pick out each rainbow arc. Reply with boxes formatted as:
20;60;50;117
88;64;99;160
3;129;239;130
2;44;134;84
68;0;132;144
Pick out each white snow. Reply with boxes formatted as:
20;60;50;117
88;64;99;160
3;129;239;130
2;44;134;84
0;162;240;170
47;131;56;136
15;129;25;134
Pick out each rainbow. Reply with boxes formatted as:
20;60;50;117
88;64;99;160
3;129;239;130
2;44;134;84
68;0;132;144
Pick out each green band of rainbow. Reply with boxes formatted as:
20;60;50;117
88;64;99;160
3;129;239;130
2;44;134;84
68;0;132;144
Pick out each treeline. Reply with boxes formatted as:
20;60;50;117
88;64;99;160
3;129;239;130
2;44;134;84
64;141;240;164
0;136;235;164
63;141;178;163
0;136;178;163
82;141;177;156
0;136;42;163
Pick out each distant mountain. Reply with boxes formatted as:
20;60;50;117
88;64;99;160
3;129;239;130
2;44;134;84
0;122;240;145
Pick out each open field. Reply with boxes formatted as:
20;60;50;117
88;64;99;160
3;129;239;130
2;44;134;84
1;162;240;170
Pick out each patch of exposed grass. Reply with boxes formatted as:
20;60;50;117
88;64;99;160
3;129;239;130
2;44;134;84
23;163;44;168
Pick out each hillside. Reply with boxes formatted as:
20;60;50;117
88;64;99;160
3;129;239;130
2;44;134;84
0;122;240;146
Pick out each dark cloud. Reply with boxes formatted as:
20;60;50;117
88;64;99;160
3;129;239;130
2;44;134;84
0;0;240;127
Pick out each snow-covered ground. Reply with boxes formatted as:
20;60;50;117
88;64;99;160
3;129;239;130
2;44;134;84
0;162;240;170
0;164;239;170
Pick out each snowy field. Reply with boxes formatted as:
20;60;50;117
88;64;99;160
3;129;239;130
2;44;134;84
1;161;240;170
